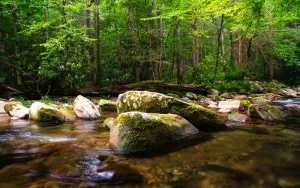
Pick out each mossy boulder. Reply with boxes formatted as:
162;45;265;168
248;104;286;121
74;95;101;120
109;111;199;154
228;113;248;123
58;104;77;121
29;102;65;124
250;96;270;105
239;99;251;111
4;102;29;119
117;91;226;131
98;99;117;112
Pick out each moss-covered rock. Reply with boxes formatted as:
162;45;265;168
74;95;101;120
248;104;286;121
239;99;251;111
250;96;270;104
117;91;226;131
109;111;199;154
228;113;248;123
0;100;8;114
4;102;29;119
29;102;65;124
98;99;117;112
58;104;77;121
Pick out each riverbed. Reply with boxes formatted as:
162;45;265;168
0;111;300;187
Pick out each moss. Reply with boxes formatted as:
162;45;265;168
248;104;286;121
38;107;65;124
4;102;20;114
241;99;251;107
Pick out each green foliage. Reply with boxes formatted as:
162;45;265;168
58;96;69;103
0;74;5;85
16;97;31;108
213;80;252;94
40;96;52;105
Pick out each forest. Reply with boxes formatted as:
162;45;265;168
0;0;300;187
0;0;299;92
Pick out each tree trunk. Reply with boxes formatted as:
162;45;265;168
84;0;91;35
192;18;199;68
267;57;274;80
213;14;224;81
93;0;101;85
238;34;243;66
12;1;21;85
175;16;182;84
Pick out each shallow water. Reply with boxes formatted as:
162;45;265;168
0;112;300;187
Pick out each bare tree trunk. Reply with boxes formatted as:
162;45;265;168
238;34;243;66
267;57;274;80
213;14;224;81
221;29;225;55
84;0;91;35
12;1;21;85
93;0;101;85
175;16;182;84
192;18;199;68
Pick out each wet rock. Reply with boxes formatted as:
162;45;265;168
210;89;219;96
208;101;218;109
218;108;232;113
117;91;226;131
234;95;247;100
250;96;270;104
248;104;286;121
4;102;29;119
0;101;7;114
281;89;298;97
29;102;65;124
74;95;101;120
58;104;77;121
228;113;248;123
99;99;117;112
109;111;199;154
103;117;115;129
282;104;300;117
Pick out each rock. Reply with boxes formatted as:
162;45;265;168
185;92;199;100
282;104;300;117
29;102;65;123
239;99;251;111
109;112;199;154
58;104;77;121
4;102;29;119
281;89;298;97
234;95;247;100
218;100;240;110
166;93;180;98
117;91;226;131
98;99;117;112
73;95;101;120
0;101;7;114
250;96;270;104
207;101;218;109
228;113;248;123
220;93;234;99
248;104;286;121
103;117;115;129
210;89;219;96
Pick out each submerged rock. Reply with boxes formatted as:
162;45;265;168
228;113;248;123
4;102;29;119
58;104;77;121
248;104;286;121
29;102;65;123
109;111;199;154
117;91;226;131
99;99;117;112
74;95;101;120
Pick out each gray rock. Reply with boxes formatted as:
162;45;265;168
74;95;101;120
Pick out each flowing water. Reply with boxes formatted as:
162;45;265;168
0;111;300;187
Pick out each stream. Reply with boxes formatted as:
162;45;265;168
0;108;300;187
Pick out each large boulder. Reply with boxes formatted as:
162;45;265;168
73;95;101;120
4;102;29;119
58;104;77;121
248;104;286;121
29;102;65;123
250;96;270;105
109;111;199;154
117;91;226;131
217;100;240;113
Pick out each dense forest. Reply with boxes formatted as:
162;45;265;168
0;0;299;92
